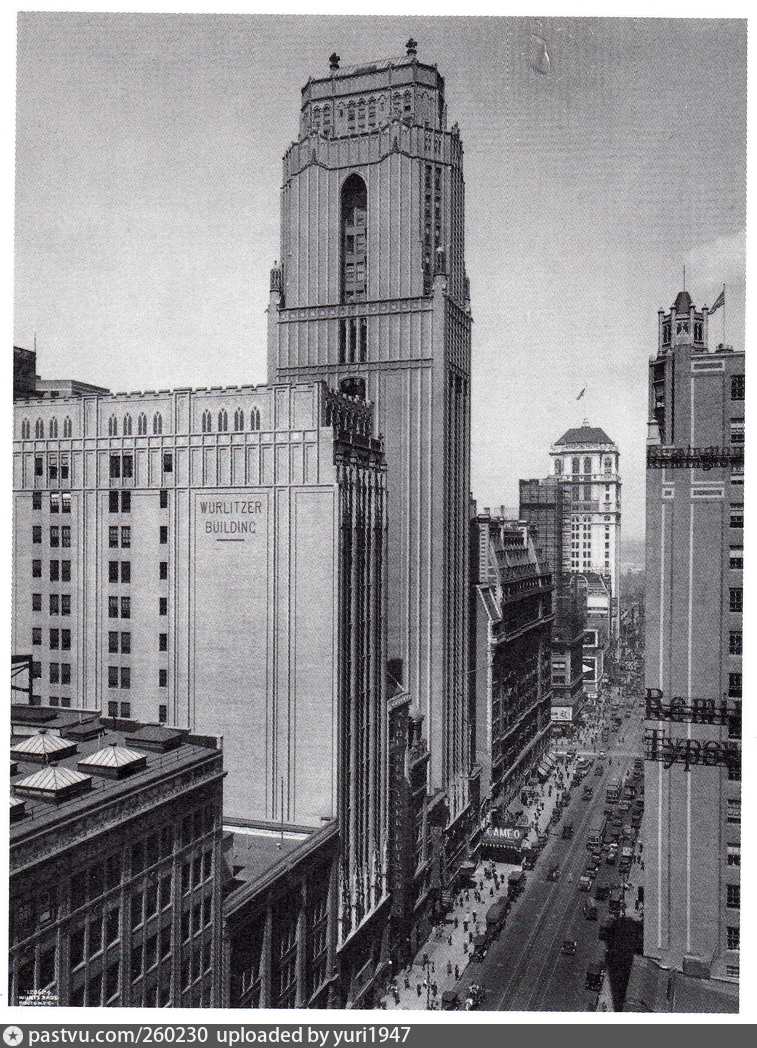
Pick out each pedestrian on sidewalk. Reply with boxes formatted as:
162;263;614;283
454;916;459;929
455;965;460;981
404;976;410;990
417;984;422;998
448;935;453;947
447;960;453;977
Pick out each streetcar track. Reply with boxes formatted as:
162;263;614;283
491;713;643;1012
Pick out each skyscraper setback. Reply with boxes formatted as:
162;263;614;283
268;43;474;830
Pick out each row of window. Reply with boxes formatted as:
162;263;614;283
34;457;69;481
556;457;615;476
32;627;71;649
32;559;71;580
107;667;168;689
33;525;71;546
22;406;267;442
32;594;71;614
23;418;73;440
729;588;743;613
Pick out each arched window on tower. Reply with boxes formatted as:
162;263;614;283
571;457;580;474
138;413;147;435
554;458;563;475
35;418;44;439
49;418;58;439
201;410;212;433
234;408;244;432
21;419;30;440
604;457;613;474
218;409;228;433
250;407;261;431
108;415;118;437
341;174;367;305
583;456;592;475
63;417;72;438
123;414;132;436
153;413;163;435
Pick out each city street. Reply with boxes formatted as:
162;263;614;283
482;694;645;1011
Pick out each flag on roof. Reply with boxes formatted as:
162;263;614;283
709;288;725;313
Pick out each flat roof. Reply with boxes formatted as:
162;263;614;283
10;712;221;847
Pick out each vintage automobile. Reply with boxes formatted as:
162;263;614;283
547;864;560;882
561;939;578;956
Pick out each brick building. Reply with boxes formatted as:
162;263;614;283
9;707;224;1007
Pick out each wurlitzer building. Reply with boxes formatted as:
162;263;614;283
12;380;390;953
267;42;476;869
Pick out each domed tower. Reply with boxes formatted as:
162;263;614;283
549;420;621;636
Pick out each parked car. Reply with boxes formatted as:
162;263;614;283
579;874;593;892
594;766;603;776
583;899;598;921
442;990;459;1011
547;864;560;882
595;884;610;901
562;939;577;956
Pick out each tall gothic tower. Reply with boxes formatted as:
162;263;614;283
268;42;473;819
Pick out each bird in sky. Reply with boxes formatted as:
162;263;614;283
577;388;586;400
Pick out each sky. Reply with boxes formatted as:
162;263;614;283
13;12;747;546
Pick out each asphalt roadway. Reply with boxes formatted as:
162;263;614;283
476;697;646;1012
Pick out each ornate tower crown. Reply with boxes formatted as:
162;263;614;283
299;47;447;142
657;290;707;355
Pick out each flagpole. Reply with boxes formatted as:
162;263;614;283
722;284;726;346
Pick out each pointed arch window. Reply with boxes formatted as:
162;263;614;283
108;415;118;437
583;457;592;475
153;413;163;435
554;459;563;475
138;413;147;436
123;414;132;436
49;418;58;439
571;457;580;474
201;410;212;434
63;417;72;438
234;408;244;432
250;407;261;432
35;419;44;439
21;419;30;440
218;409;228;433
342;174;367;304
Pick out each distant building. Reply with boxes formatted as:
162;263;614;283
519;478;586;727
626;288;742;1012
267;44;476;860
8;706;224;1007
13;379;389;953
469;508;553;810
13;345;109;402
577;571;611;699
549;421;621;635
14;347;39;400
